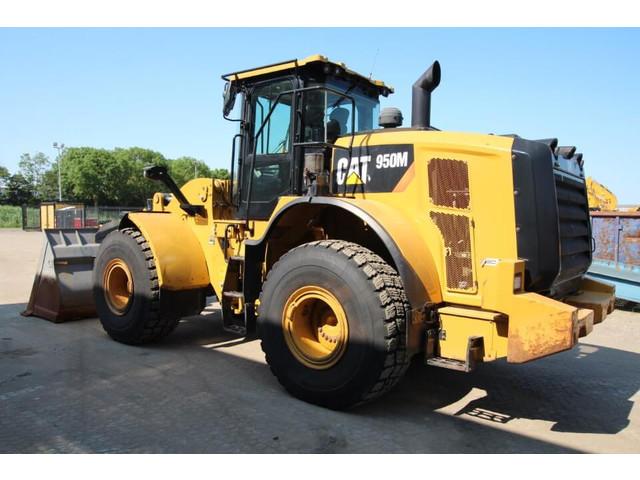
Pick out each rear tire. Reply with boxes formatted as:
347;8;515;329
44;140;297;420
257;240;410;409
93;228;181;345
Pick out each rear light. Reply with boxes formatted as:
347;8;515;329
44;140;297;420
514;272;523;292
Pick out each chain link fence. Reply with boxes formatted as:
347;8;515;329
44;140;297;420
15;204;142;231
85;206;140;226
22;206;41;229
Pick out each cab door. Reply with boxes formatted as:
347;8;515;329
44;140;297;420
239;78;295;220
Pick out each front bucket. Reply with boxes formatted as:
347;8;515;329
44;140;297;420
22;228;99;323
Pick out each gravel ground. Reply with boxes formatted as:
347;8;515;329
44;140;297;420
1;229;638;453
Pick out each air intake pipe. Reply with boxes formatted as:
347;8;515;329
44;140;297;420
411;61;441;129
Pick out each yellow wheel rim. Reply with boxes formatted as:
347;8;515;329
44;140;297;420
103;258;134;315
282;286;349;370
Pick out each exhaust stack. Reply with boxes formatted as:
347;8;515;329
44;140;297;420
411;61;441;129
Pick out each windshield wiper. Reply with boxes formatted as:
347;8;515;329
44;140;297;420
329;84;356;110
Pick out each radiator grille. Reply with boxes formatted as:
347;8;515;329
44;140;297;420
554;173;592;289
430;212;475;291
428;158;470;209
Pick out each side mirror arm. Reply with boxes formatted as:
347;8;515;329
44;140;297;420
143;165;205;216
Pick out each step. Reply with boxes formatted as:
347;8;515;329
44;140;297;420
222;290;244;299
222;324;247;336
426;357;471;372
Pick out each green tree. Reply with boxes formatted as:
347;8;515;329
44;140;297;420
211;168;230;180
39;168;62;201
113;147;169;205
18;152;50;200
4;146;231;207
62;147;124;206
0;165;10;203
0;165;9;189
3;174;35;205
169;156;213;187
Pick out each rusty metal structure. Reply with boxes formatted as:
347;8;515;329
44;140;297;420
589;211;640;303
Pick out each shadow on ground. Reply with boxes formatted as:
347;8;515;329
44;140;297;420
162;304;639;436
615;299;640;313
362;345;638;436
2;302;639;453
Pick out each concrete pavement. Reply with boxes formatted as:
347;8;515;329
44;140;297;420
1;229;638;453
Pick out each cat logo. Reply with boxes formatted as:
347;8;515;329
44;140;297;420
335;155;371;186
332;144;414;193
346;171;364;185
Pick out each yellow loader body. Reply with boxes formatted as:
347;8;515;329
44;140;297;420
127;129;613;365
24;54;616;408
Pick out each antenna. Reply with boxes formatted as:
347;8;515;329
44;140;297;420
368;48;380;80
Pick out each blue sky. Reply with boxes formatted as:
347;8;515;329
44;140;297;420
0;28;638;202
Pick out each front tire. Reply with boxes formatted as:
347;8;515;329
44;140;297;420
93;228;181;345
257;240;410;409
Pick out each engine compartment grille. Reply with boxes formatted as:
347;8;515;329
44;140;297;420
428;158;470;209
430;212;475;291
428;158;476;293
553;172;592;293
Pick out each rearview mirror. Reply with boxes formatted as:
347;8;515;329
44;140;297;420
223;82;237;118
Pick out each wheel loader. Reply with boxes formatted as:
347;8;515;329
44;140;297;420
25;55;616;409
586;177;618;211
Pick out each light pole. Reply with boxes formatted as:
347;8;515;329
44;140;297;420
53;142;65;202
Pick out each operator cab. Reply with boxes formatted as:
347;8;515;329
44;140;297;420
221;54;392;220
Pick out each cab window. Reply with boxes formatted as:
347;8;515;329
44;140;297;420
302;85;380;143
252;80;293;154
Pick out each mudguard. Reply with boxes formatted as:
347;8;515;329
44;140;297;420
245;196;442;309
123;212;210;291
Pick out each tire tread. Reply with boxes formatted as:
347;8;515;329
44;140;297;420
259;239;411;407
102;228;180;344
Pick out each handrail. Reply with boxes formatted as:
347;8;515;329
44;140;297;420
229;133;242;205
